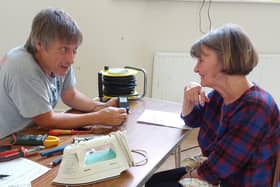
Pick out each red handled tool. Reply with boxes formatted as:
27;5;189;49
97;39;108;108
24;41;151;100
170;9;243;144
48;129;93;136
0;145;44;162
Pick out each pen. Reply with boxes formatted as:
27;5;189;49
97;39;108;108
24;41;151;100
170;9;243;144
48;156;62;167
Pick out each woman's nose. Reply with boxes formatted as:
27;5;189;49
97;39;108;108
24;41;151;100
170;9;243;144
193;61;199;73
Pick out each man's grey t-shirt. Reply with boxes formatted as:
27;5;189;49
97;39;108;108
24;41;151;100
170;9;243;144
0;46;76;138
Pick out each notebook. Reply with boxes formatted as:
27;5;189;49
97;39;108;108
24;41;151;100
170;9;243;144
137;109;191;129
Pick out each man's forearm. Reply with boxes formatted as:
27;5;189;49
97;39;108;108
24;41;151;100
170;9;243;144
33;111;101;129
62;88;101;112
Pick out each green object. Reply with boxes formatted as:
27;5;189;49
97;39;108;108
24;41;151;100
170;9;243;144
10;134;47;146
85;148;116;165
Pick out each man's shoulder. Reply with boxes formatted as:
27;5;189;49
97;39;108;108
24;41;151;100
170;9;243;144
7;45;27;56
5;46;41;77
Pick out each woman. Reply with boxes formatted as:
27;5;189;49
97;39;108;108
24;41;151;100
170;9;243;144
146;24;280;187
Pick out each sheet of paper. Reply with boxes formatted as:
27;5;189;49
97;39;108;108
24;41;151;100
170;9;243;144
137;109;191;129
0;158;50;187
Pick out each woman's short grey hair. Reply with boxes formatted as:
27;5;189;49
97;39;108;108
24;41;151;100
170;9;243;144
190;24;258;75
25;8;83;54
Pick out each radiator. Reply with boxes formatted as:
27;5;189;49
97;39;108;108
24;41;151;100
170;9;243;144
152;52;280;105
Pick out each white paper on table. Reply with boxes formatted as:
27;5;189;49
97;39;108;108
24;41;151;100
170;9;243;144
137;109;191;129
0;158;50;187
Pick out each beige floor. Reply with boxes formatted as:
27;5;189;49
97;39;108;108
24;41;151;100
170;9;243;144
157;128;201;172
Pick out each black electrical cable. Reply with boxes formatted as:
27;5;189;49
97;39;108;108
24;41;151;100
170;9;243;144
103;75;137;96
199;0;212;34
199;0;206;34
207;0;212;31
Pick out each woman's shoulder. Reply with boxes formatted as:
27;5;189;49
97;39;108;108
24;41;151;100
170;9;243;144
243;84;279;112
246;85;276;103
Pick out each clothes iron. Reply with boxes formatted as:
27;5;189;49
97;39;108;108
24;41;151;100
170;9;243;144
52;130;134;186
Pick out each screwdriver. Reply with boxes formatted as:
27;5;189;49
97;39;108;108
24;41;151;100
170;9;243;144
48;156;62;167
0;146;44;162
40;144;68;157
48;129;93;136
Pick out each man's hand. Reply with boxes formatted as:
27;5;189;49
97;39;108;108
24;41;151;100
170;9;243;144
105;97;118;107
95;107;127;126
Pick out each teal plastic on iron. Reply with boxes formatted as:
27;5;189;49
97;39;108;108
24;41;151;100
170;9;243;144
85;148;116;165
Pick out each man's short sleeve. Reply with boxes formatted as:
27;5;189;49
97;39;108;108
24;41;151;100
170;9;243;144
9;73;51;118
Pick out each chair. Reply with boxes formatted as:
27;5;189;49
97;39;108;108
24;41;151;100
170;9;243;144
181;147;280;187
273;151;280;187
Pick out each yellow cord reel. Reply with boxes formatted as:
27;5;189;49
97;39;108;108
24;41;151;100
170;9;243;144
98;66;147;101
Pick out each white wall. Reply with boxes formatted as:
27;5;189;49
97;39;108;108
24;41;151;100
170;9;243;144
152;53;280;105
0;0;279;108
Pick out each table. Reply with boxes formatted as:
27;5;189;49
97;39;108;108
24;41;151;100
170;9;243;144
0;97;189;187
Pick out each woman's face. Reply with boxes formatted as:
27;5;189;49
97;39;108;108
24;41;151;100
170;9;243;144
193;45;224;88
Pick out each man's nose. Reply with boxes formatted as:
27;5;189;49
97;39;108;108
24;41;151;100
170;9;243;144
66;51;75;64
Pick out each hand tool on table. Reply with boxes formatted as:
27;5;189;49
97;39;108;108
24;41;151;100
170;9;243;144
0;145;44;162
72;136;99;143
48;156;63;167
10;134;60;148
40;144;69;157
48;129;93;136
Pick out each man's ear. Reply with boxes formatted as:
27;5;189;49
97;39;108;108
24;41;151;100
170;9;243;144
35;42;43;51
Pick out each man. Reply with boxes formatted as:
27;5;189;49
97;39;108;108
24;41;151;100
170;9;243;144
0;8;127;139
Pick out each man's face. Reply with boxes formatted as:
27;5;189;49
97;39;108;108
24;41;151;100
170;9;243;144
35;39;79;76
